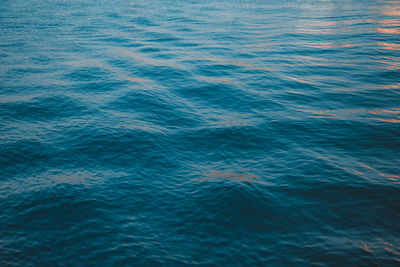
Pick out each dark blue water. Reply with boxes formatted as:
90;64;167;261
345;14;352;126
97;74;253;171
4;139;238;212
1;0;400;265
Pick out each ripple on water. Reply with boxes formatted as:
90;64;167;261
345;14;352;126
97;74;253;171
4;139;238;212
1;0;400;265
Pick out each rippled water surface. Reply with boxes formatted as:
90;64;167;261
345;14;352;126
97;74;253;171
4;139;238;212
1;0;400;265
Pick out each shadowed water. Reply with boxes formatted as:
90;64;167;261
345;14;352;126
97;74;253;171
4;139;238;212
1;0;400;265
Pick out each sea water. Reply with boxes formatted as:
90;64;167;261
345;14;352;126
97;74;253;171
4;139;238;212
1;0;399;265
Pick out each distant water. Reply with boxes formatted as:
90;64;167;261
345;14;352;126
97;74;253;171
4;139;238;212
1;0;399;265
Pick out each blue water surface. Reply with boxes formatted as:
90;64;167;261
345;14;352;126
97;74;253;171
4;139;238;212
1;0;400;265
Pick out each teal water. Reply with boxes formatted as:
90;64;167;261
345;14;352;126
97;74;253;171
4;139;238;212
1;0;400;265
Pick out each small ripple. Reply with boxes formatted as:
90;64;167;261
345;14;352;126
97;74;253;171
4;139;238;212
0;95;90;122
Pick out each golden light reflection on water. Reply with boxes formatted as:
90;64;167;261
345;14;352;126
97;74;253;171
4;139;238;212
119;49;178;68
292;55;328;62
244;42;277;47
359;163;400;184
301;110;337;119
198;76;235;84
370;5;400;34
360;242;373;253
372;118;400;123
316;155;400;184
373;83;400;89
308;43;360;49
194;170;267;185
206;113;254;128
376;60;400;70
369;110;400;114
118;123;166;133
380;9;400;16
249;66;276;71
297;28;353;34
116;117;167;133
303;110;337;116
283;75;315;85
125;77;146;82
300;108;400;123
285;90;308;95
202;57;271;70
198;57;277;72
124;76;154;90
279;54;358;67
357;239;400;262
213;120;246;127
376;28;400;34
374;19;400;26
336;84;400;92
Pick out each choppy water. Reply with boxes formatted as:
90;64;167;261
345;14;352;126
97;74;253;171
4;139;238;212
1;0;400;265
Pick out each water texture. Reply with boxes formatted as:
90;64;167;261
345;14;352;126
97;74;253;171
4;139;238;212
1;0;400;265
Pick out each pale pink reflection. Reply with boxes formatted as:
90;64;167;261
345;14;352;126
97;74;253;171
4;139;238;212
125;77;146;82
300;108;400;124
374;2;400;34
373;83;400;89
308;42;360;49
283;75;315;85
376;42;400;50
198;76;235;84
373;118;400;123
381;9;400;16
376;28;400;34
194;170;267;185
371;19;400;26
